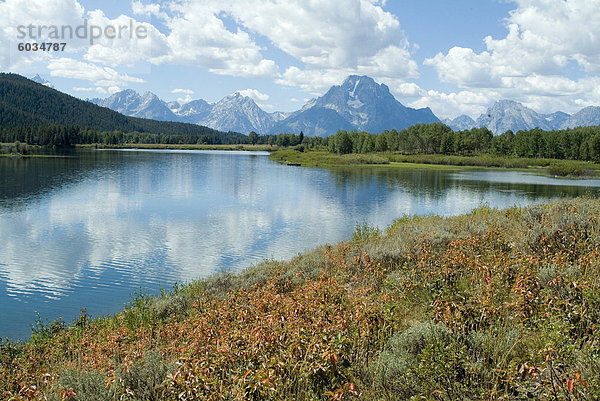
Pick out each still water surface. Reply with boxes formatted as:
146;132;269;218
1;149;599;339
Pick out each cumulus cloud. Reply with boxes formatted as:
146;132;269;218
47;57;144;86
82;9;170;66
227;0;409;69
172;88;194;95
237;88;269;102
160;1;278;77
131;1;168;20
225;0;417;91
108;86;122;94
277;67;350;95
1;0;420;94
171;88;194;103
0;0;156;88
424;47;499;89
410;89;499;120
124;0;417;90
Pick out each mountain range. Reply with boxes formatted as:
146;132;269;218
90;75;440;137
444;100;600;134
29;74;600;136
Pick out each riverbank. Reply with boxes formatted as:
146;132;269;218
0;143;52;157
270;148;600;177
2;197;599;400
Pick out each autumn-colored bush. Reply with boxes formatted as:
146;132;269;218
2;198;600;400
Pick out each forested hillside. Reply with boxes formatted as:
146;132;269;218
0;74;246;144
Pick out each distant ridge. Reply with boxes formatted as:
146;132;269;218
445;100;600;134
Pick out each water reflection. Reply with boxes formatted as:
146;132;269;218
1;150;599;339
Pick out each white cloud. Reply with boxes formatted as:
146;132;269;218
229;0;405;67
72;86;94;91
131;1;168;20
237;88;269;102
82;9;170;66
277;67;350;94
410;75;600;120
1;0;419;92
108;86;122;94
171;88;194;103
386;81;425;99
47;57;144;87
224;0;417;91
125;0;417;90
427;0;600;88
160;1;277;77
172;88;194;95
410;90;499;120
424;47;499;88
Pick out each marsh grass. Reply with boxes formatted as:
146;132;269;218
270;148;600;177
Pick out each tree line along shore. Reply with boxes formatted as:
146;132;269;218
3;123;600;177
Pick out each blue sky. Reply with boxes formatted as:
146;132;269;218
1;0;599;119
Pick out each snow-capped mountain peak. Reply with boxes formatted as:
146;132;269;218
31;74;54;88
90;89;177;121
476;100;555;134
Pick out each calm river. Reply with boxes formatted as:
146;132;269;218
1;149;599;339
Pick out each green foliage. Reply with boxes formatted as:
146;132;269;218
248;131;259;145
352;224;381;245
374;133;388;152
152;291;192;322
336;130;353;154
123;290;156;332
30;313;65;344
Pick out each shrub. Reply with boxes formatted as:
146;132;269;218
371;321;471;400
50;369;113;401
547;161;594;177
118;350;173;401
30;314;65;344
152;292;191;322
352;223;381;245
341;153;389;165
